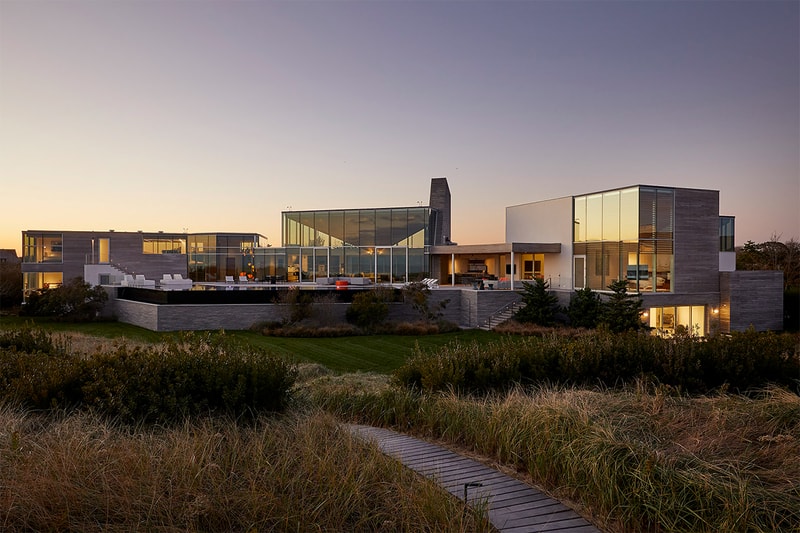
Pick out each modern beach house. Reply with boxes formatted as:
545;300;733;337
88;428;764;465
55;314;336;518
21;178;782;333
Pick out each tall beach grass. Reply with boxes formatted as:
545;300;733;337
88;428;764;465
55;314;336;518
0;406;490;532
306;373;800;533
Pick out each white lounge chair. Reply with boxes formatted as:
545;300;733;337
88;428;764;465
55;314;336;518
239;275;248;283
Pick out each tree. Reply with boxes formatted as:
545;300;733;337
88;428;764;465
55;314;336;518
402;282;449;322
599;279;644;333
567;287;601;328
0;260;23;308
515;278;560;326
737;236;800;290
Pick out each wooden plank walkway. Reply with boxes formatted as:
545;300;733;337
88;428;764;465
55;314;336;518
347;424;601;533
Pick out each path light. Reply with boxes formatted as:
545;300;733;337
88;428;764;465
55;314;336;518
463;481;484;519
463;481;483;502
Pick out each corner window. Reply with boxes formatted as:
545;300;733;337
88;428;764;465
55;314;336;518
22;233;62;263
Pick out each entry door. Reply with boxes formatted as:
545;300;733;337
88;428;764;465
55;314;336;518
574;256;586;289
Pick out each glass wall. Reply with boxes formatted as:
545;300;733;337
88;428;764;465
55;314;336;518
573;187;673;292
647;305;705;336
187;233;267;282
277;207;432;282
283;207;432;249
142;237;185;255
22;233;63;263
23;271;63;293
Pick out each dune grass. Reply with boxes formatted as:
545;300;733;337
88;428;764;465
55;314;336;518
306;374;800;533
0;406;491;532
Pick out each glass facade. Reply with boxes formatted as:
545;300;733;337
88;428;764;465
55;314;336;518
23;271;63;293
283;207;431;248
574;187;674;292
278;207;432;283
185;208;433;283
22;233;63;263
142;237;185;255
647;305;706;336
188;233;267;282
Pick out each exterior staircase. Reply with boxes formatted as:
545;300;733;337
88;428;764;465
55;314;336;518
479;300;525;330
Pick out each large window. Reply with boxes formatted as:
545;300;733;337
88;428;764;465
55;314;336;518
142;237;185;254
282;207;431;249
573;187;673;292
23;233;62;263
23;271;63;293
647;305;705;336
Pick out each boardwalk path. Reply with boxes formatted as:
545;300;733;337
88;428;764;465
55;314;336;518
347;424;601;533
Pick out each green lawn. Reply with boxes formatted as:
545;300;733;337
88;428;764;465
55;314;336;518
0;316;500;374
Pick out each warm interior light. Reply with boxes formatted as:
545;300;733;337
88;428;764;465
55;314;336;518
712;308;719;315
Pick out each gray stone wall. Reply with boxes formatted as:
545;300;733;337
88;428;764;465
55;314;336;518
673;189;720;295
720;271;783;332
111;288;466;331
460;289;522;328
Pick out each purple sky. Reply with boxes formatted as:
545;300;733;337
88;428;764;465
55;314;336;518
1;0;798;253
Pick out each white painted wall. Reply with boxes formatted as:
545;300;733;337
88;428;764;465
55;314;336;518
506;197;574;290
719;252;736;272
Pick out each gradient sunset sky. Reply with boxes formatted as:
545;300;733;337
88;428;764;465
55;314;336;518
1;0;798;254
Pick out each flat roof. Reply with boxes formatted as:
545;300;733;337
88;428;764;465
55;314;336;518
430;242;561;255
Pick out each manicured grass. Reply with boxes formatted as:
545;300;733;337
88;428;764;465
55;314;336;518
0;316;501;374
227;329;499;373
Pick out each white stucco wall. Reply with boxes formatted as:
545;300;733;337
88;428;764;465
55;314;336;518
719;252;736;272
506;197;574;290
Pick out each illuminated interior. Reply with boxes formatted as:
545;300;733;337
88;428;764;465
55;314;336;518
573;187;673;292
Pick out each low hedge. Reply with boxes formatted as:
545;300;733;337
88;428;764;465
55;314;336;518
393;329;800;394
0;330;297;424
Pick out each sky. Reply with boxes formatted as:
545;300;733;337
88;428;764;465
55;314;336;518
1;0;798;254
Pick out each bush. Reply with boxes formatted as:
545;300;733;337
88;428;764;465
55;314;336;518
392;330;800;394
346;288;391;330
0;330;297;423
20;277;107;321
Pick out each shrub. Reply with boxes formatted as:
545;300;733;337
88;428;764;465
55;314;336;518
515;278;560;326
20;277;107;321
0;330;297;423
346;288;391;330
392;330;800;394
402;282;449;322
567;287;601;328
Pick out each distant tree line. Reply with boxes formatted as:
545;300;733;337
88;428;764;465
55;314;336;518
737;236;799;330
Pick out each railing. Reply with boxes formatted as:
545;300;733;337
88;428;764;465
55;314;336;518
480;300;524;329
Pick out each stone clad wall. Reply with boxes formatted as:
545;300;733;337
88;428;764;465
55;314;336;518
111;288;467;331
720;271;784;332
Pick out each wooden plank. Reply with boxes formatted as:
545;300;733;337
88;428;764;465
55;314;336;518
347;424;602;533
